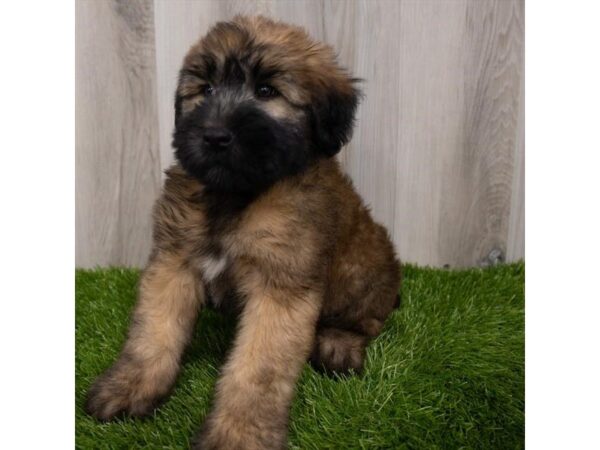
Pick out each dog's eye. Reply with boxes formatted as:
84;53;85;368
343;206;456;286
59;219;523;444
200;85;215;96
255;84;279;99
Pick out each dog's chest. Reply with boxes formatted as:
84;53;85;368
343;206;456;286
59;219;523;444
193;189;288;310
194;223;250;313
197;254;228;283
195;252;231;308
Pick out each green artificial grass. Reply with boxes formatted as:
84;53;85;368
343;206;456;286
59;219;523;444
76;263;524;449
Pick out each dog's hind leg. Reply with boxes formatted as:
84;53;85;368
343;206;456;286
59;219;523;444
309;327;368;374
312;286;401;375
309;292;400;375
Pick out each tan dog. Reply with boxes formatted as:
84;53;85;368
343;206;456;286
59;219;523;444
86;15;401;449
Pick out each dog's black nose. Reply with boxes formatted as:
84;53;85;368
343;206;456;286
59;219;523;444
203;128;233;150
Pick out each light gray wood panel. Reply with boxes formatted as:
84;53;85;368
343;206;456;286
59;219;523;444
76;0;161;268
436;0;524;267
507;22;525;263
390;0;468;266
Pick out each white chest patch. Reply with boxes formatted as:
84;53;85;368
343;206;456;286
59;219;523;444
198;255;228;282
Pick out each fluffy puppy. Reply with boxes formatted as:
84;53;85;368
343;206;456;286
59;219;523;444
85;15;401;450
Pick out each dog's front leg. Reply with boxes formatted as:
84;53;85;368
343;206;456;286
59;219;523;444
194;287;321;450
85;250;203;420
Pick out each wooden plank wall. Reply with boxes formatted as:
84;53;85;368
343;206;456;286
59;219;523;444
76;0;161;267
76;0;524;268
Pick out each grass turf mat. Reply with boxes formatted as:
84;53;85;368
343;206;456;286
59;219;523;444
76;263;524;449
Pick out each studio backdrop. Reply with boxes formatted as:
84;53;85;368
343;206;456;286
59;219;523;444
76;0;524;268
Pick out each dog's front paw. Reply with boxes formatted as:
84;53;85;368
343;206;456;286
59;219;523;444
192;414;287;450
84;364;160;421
191;420;232;450
192;431;268;450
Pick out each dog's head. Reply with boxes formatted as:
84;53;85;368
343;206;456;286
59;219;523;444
172;15;359;193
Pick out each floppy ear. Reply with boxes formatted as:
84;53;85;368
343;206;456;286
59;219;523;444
310;84;359;157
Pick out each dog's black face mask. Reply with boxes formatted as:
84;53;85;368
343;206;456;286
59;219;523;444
172;19;359;195
173;84;311;194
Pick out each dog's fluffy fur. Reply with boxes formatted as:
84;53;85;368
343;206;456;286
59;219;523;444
86;16;401;449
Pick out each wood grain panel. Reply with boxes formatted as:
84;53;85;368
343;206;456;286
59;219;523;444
392;0;469;266
436;0;524;267
507;7;525;263
76;0;160;267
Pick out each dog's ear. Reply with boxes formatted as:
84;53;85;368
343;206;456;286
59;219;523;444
310;83;360;157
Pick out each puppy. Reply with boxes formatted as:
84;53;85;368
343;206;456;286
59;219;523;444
85;15;401;450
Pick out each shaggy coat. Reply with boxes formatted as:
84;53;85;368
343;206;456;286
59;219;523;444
86;15;401;450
